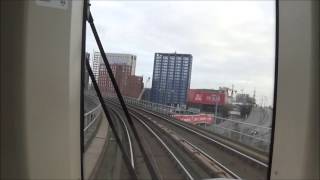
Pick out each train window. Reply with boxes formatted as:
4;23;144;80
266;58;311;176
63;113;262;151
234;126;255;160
83;1;276;180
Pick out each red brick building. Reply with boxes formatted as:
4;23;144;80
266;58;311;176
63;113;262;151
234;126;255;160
126;76;144;98
98;64;143;98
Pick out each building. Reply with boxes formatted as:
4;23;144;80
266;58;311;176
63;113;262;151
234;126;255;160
126;76;144;98
98;64;127;95
187;89;228;114
151;52;192;106
84;53;90;90
235;93;256;105
95;52;143;98
93;52;137;77
92;51;101;79
106;53;137;75
141;88;151;101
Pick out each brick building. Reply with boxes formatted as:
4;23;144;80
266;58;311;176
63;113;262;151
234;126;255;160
93;52;143;98
98;64;143;98
126;76;144;98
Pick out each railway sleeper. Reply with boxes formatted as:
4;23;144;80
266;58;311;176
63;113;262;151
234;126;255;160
150;120;235;179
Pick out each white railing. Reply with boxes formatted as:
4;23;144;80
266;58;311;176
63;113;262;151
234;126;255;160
83;104;102;148
211;114;271;152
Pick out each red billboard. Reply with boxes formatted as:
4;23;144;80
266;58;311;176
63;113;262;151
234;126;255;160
173;114;214;125
187;89;226;105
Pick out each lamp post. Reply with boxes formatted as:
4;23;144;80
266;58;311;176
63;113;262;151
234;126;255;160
214;95;220;123
215;100;218;124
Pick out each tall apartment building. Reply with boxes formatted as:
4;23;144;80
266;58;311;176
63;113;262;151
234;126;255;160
151;52;192;106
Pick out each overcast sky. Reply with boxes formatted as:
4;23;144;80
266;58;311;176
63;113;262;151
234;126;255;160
86;0;276;106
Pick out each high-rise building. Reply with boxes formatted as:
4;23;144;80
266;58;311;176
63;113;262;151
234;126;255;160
84;53;90;90
151;52;192;106
92;51;101;79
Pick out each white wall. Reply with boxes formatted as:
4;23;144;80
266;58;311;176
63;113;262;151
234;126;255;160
271;0;319;179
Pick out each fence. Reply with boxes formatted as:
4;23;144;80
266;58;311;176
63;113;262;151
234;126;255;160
83;104;102;148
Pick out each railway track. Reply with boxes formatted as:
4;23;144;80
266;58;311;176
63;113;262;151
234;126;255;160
85;94;269;179
110;106;186;180
94;107;132;180
126;102;269;179
106;100;241;179
124;98;269;164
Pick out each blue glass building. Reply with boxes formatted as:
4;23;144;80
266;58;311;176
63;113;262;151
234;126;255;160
151;52;192;106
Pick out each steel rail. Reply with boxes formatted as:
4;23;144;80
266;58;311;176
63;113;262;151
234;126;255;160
124;96;271;130
85;56;138;179
108;99;235;179
105;98;268;168
130;113;195;180
111;109;135;169
106;99;194;180
130;108;240;179
108;99;241;179
131;106;269;168
126;97;270;145
183;139;241;179
88;12;158;179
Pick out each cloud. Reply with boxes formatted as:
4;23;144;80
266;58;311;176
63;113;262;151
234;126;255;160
87;0;276;106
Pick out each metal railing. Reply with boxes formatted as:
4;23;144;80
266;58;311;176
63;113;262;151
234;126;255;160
125;97;177;115
83;104;102;148
120;96;271;152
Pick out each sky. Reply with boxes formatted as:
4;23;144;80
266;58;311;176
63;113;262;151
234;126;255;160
86;0;276;106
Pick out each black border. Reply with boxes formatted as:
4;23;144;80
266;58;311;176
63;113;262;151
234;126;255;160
80;0;89;179
267;0;279;179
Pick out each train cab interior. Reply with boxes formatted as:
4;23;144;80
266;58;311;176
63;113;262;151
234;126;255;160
1;0;319;179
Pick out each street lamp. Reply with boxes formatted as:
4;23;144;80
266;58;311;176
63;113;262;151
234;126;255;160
214;94;220;124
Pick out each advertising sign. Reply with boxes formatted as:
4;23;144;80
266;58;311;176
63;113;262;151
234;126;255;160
187;90;226;105
173;114;214;125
